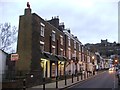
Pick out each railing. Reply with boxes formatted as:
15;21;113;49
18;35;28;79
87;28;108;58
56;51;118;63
2;69;107;90
38;71;94;90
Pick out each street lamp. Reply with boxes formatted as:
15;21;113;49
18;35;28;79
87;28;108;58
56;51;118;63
79;61;82;64
92;56;95;60
92;56;95;64
115;59;118;63
92;56;95;75
30;74;34;78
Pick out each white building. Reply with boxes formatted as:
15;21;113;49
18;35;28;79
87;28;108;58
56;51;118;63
0;50;8;82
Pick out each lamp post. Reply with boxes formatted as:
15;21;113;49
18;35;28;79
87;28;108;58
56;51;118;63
114;59;118;67
115;59;118;63
92;56;95;60
92;56;95;75
79;61;83;80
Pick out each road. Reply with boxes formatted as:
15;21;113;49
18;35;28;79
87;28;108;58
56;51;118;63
65;70;119;90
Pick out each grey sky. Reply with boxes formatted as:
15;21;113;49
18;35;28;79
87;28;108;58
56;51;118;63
0;0;119;45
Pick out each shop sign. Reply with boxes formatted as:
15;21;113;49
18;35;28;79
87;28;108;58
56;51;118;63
11;54;19;61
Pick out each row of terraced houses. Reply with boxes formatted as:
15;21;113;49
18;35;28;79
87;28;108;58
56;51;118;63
14;7;107;80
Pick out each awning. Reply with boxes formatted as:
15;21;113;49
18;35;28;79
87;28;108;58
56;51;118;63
57;55;67;61
42;52;58;61
41;52;49;59
41;52;67;61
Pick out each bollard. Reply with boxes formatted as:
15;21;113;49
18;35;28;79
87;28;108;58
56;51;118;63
23;79;26;90
72;74;74;83
84;73;86;79
56;76;58;88
81;73;83;80
87;72;88;78
93;71;95;75
65;75;67;85
77;74;79;81
43;78;45;90
81;74;82;80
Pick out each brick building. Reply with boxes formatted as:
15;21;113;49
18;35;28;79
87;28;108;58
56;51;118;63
16;8;67;79
63;29;83;75
16;7;97;81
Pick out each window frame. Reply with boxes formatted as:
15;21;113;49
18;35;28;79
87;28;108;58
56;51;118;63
74;41;76;49
40;22;45;37
52;30;56;42
40;41;45;52
68;37;71;46
60;35;63;45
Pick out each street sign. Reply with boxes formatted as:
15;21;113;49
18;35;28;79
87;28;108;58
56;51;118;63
11;54;19;61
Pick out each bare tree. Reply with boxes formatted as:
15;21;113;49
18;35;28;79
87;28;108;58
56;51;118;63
0;23;18;53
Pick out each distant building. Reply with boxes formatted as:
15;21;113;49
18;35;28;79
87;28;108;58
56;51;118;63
63;29;82;75
85;39;120;57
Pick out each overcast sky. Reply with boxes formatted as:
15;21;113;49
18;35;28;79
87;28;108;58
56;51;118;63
0;0;119;45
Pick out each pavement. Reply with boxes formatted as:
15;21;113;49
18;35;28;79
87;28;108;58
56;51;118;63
27;71;106;90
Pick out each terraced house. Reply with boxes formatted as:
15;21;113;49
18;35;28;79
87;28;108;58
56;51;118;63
63;29;83;75
16;6;97;82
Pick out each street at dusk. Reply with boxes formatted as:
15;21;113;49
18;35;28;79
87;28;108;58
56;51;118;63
65;71;119;89
0;1;120;90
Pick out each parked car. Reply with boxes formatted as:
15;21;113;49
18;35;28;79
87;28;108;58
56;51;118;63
109;67;114;71
116;69;120;85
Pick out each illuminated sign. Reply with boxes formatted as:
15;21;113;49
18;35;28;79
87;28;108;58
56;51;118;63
11;54;19;61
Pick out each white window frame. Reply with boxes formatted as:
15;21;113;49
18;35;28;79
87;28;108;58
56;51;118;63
52;45;55;48
68;49;71;59
52;30;56;42
60;35;63;45
40;41;45;52
40;41;44;44
79;52;81;61
74;41;76;49
40;23;45;37
40;22;45;27
74;50;76;58
68;37;71;46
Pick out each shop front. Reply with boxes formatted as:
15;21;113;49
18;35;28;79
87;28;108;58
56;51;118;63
40;52;66;78
40;52;58;78
57;56;66;76
41;58;50;78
